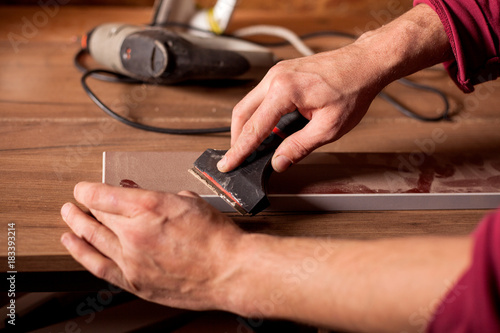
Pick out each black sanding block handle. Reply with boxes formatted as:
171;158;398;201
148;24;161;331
272;110;310;139
191;110;309;215
253;110;309;155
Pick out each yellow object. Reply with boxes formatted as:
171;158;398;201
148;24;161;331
207;7;223;34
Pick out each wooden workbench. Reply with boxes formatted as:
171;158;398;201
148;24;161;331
1;0;499;294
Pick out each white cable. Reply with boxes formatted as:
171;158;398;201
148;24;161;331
189;0;238;35
212;0;239;32
232;25;315;57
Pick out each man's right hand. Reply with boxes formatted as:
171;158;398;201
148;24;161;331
217;45;382;173
217;4;452;174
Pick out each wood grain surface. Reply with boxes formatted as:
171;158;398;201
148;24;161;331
0;4;499;274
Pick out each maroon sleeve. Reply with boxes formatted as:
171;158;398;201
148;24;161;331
427;209;500;332
413;0;500;93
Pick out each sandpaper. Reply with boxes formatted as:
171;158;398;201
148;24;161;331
102;151;500;212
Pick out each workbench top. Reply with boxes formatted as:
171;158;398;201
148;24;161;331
1;5;499;277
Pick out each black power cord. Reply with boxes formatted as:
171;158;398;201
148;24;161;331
81;69;231;134
379;78;450;122
77;27;450;135
74;49;141;84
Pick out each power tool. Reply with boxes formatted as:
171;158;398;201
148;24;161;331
82;23;277;84
81;0;277;84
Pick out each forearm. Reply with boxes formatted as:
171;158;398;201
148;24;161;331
225;233;472;332
350;3;453;89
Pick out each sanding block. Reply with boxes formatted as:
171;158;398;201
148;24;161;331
189;110;309;215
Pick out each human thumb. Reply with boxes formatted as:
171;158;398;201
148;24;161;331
271;124;324;173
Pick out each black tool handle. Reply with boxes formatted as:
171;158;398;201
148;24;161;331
243;109;309;165
273;110;309;139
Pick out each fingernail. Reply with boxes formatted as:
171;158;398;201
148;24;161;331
60;233;70;248
61;203;71;221
217;156;228;172
273;155;292;173
73;183;80;198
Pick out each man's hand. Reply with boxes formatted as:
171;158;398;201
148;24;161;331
60;182;243;311
217;4;452;174
60;182;472;332
217;47;382;173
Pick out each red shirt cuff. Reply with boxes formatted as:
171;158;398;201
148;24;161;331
414;0;500;93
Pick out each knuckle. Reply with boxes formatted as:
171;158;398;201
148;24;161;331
269;72;294;93
241;120;260;138
177;190;198;198
82;184;100;204
232;102;246;118
85;224;101;245
64;204;77;222
237;123;264;154
137;192;163;214
266;63;281;77
92;261;112;281
284;136;313;162
269;60;291;75
268;74;304;107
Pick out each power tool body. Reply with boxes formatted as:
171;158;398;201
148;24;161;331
84;23;276;84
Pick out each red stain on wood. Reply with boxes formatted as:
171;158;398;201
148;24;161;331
120;179;141;189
